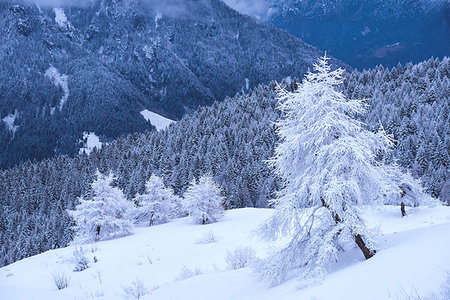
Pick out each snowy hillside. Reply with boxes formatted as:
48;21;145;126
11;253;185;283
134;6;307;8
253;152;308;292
2;206;450;300
140;110;176;131
79;132;103;155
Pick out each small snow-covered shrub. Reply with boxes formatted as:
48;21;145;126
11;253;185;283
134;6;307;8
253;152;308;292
196;231;218;244
403;275;450;300
86;289;104;298
73;247;90;272
225;246;256;270
122;279;149;299
52;271;71;290
184;175;225;225
176;265;202;281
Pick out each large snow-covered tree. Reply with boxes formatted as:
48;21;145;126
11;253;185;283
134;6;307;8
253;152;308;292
69;171;133;243
132;174;181;226
184;175;225;225
257;55;399;286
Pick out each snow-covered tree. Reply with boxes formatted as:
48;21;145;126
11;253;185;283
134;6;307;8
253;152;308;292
69;171;133;243
132;174;181;226
257;55;399;286
184;175;225;224
383;165;438;216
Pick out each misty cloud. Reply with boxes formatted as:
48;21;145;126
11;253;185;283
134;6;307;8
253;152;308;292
222;0;269;18
2;0;94;7
1;0;270;19
4;0;194;19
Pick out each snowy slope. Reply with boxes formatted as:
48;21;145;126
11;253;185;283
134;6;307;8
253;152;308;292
1;206;450;300
140;110;176;131
79;132;103;155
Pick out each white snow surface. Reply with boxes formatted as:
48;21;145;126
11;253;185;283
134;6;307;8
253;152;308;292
2;109;19;134
1;206;450;300
140;109;176;131
53;8;71;30
45;66;69;112
79;132;102;155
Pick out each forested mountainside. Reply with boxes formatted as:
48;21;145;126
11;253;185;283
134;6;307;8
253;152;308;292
0;57;448;267
0;0;330;169
266;0;449;69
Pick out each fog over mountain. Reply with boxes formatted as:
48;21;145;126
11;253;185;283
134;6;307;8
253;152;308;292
223;0;450;69
222;0;268;18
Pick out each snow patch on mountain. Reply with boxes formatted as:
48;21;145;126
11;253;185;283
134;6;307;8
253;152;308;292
44;66;69;112
2;110;19;135
53;8;71;30
79;132;102;155
140;109;175;131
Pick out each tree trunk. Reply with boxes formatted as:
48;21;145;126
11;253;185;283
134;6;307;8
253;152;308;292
400;201;406;218
354;233;376;259
400;185;407;217
321;197;376;260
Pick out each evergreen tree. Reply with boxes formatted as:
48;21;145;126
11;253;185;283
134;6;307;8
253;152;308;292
184;175;225;225
132;174;180;226
69;171;133;243
257;55;398;286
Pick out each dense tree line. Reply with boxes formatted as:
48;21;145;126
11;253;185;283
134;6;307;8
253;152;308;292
0;57;448;267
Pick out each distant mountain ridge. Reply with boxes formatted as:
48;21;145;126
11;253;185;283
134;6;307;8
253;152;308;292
0;0;337;169
266;0;449;69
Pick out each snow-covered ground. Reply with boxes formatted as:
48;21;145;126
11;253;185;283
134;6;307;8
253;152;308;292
2;109;19;134
79;132;103;155
140;110;176;131
1;206;450;300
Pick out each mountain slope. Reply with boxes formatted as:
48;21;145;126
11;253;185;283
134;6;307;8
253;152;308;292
1;206;450;299
0;57;447;268
266;0;450;69
0;0;333;169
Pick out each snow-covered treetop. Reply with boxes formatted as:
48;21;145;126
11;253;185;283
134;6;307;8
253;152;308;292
271;55;397;212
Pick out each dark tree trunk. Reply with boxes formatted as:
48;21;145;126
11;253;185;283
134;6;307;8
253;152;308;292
400;201;406;218
399;185;407;217
354;233;376;259
321;197;376;260
96;225;100;236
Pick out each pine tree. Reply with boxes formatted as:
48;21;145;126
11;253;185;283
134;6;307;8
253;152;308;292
69;171;133;243
257;55;398;286
184;175;225;225
132;174;180;226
